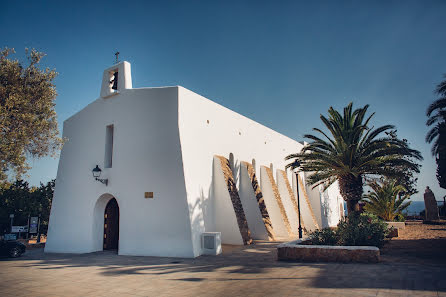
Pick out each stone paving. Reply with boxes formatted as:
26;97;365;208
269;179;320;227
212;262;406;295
0;239;445;297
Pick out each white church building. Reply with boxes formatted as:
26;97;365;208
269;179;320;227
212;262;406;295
45;61;344;258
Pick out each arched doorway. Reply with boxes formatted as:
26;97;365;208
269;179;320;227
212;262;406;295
103;198;119;250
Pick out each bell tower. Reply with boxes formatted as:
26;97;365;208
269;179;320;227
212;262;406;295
100;61;132;98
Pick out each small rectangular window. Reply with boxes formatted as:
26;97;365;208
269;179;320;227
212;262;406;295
104;125;114;168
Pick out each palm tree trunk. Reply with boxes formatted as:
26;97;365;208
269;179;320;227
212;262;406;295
346;200;360;213
339;174;363;214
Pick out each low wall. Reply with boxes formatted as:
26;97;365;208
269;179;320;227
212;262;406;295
25;243;46;250
386;221;405;230
277;240;380;263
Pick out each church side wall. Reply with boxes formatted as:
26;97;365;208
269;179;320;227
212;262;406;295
212;157;245;245
291;173;320;232
324;181;343;227
276;170;300;235
301;172;324;228
239;164;269;240
178;87;307;249
46;87;195;257
260;166;290;237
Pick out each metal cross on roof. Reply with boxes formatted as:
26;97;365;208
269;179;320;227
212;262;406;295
114;51;120;64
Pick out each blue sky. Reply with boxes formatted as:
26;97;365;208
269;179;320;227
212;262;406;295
1;0;446;200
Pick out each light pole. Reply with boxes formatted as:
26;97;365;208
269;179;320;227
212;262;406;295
9;214;14;233
292;160;303;239
37;215;41;243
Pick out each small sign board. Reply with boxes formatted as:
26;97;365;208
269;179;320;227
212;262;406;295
11;226;28;233
9;214;14;218
29;217;38;233
4;233;17;240
144;192;154;199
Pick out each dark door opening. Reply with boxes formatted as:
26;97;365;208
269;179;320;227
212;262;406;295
104;198;119;251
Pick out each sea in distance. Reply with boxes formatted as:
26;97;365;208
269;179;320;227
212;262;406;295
405;200;428;216
343;200;444;216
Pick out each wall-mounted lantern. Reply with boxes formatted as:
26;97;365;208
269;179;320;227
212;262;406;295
92;165;108;186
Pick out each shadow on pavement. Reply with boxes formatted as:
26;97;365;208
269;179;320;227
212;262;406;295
2;238;446;293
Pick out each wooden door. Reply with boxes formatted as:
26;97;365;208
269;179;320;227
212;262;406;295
104;198;119;250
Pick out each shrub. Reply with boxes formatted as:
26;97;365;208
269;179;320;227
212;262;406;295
307;227;338;245
337;213;389;248
363;179;411;222
394;213;406;222
306;212;389;248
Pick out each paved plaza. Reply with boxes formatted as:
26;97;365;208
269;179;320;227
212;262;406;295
1;236;445;297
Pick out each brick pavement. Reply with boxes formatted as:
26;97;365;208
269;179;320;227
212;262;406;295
0;240;445;297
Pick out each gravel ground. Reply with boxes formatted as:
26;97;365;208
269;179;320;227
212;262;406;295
380;223;446;265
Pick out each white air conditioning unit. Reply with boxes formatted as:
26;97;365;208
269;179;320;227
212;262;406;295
201;232;222;255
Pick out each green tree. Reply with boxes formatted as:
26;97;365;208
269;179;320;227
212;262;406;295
0;48;62;181
0;179;54;235
384;130;419;196
363;179;410;221
286;103;422;214
426;74;446;189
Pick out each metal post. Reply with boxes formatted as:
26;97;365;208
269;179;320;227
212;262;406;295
37;215;41;243
296;172;303;239
27;215;30;239
9;214;14;233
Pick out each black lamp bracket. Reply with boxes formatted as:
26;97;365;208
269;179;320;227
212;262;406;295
95;177;108;186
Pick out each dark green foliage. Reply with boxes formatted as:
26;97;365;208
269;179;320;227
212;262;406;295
0;179;54;235
363;179;411;221
307;227;338;246
286;103;422;213
337;213;389;248
307;213;389;248
436;149;446;189
384;130;419;197
426;74;446;189
0;48;62;181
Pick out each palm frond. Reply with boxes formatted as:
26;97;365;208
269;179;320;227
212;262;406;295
286;103;421;205
363;179;410;221
435;74;446;96
427;97;446;117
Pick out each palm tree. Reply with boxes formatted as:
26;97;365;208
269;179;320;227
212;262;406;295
286;103;422;214
426;74;446;188
363;179;410;221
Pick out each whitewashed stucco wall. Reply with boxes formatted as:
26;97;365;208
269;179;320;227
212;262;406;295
301;172;324;228
211;157;244;245
291;173;319;232
46;87;196;257
276;171;299;235
239;165;269;240
323;181;344;227
259;166;289;238
178;87;309;249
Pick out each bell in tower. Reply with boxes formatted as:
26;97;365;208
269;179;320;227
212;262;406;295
110;72;119;90
100;61;132;98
